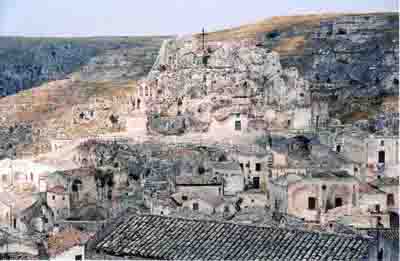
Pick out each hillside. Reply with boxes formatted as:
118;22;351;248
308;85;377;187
0;12;398;159
195;12;399;121
0;36;170;97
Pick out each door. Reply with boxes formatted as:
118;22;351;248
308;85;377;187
378;151;385;163
253;177;260;189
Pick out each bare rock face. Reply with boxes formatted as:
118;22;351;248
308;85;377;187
142;37;312;135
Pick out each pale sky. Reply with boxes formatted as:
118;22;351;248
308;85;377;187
0;0;398;37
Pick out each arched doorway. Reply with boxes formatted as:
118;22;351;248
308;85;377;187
389;212;399;227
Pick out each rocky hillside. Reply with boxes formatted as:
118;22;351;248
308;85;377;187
197;13;399;122
0;36;170;97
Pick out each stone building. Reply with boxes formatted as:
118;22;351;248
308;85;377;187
47;185;70;221
210;161;244;196
174;175;223;197
229;145;271;191
269;170;359;223
370;177;400;227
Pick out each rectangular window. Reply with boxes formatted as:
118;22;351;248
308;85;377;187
52;195;55;200
335;197;343;207
255;163;261;172
308;197;317;210
235;121;241;131
193;202;199;211
387;194;395;206
253;177;260;189
62;196;65;201
380;140;384;146
75;255;82;261
375;204;381;213
239;163;244;170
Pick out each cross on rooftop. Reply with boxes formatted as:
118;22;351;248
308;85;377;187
201;28;206;50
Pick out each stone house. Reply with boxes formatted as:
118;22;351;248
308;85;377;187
237;191;268;209
210;161;244;196
229;145;271;191
171;192;233;217
269;170;359;223
48;227;92;260
331;131;399;179
0;159;56;193
370;177;399;227
47;185;70;221
0;191;37;231
174;175;223;197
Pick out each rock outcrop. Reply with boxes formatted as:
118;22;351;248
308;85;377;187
142;37;315;135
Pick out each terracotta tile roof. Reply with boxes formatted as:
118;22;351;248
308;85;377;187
47;185;67;194
92;214;372;260
48;227;92;257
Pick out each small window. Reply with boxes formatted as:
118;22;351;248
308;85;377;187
335;198;343;207
255;163;261;172
354;167;358;173
380;140;384;146
52;195;55;200
193;202;199;211
394;78;399;85
387;194;395;206
75;255;82;261
62;196;65;201
299;93;304;97
224;206;230;213
160;211;164;215
235;121;241;131
308;197;317;210
375;204;381;213
239;163;244;170
336;145;341;153
182;195;188;201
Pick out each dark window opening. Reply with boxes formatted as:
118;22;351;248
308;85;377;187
299;93;304;97
182;195;188;201
193;202;199;211
336;145;341;153
378;151;385;164
287;120;291;127
375;204;381;213
308;197;317;210
394;78;399;85
240;163;244;170
267;31;280;39
315;74;320;81
387;194;395;206
327;78;331;84
52;195;55;200
255;163;261;172
335;197;343;207
177;99;183;106
253;177;260;189
380;140;384;146
354;167;358;172
235;121;242;131
224;206;230;213
375;77;381;85
337;28;347;35
177;111;182;116
75;255;82;261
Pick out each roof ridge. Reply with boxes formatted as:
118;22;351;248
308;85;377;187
132;213;371;240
